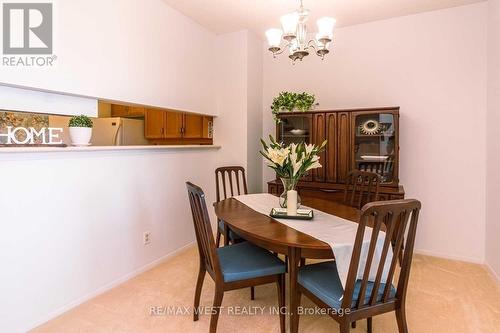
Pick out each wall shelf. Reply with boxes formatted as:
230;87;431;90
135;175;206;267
0;145;221;154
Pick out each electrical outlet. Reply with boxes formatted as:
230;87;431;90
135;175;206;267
143;232;151;245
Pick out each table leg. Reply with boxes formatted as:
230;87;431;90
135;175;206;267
288;247;301;333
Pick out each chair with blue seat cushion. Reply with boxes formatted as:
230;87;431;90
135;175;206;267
215;166;248;247
215;166;254;299
186;182;286;333
217;242;285;282
296;199;421;333
298;261;396;310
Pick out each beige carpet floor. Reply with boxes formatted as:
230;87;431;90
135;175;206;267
32;246;500;333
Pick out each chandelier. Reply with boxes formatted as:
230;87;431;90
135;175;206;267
265;0;336;63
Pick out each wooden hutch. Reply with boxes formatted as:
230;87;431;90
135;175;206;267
267;107;405;204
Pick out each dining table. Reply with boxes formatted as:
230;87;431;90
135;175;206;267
213;194;361;333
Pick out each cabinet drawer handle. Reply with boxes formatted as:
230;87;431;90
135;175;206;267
320;189;341;193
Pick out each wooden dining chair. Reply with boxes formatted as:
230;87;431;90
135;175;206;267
215;166;248;247
186;182;286;333
344;170;382;209
295;199;421;333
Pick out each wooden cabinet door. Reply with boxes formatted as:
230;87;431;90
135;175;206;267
312;113;326;182
111;105;129;117
128;106;145;117
325;112;337;183
164;111;183;138
337;112;351;183
145;109;165;139
183;114;204;139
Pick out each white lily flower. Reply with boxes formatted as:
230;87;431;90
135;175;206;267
305;143;315;155
267;147;289;166
306;160;322;171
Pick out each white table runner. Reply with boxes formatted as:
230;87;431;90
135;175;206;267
234;193;393;290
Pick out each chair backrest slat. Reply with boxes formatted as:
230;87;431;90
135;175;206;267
186;182;222;281
344;170;382;209
369;212;397;305
228;171;234;197
215;166;248;203
382;210;410;301
341;199;421;311
356;212;382;309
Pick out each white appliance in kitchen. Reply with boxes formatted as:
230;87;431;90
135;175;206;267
92;118;149;146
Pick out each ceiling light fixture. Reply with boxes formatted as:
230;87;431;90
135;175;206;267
265;0;336;63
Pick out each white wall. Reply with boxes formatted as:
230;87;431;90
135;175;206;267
246;31;264;193
0;1;249;332
214;30;264;192
0;85;98;117
486;0;500;280
262;3;488;262
0;149;220;333
0;0;216;115
214;31;248;169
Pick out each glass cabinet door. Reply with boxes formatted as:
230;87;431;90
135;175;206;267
278;115;312;146
353;112;397;184
277;114;313;181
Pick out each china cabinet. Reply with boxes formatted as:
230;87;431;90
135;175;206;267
268;107;405;203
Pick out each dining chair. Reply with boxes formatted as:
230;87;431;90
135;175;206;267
295;199;421;333
344;170;382;209
215;166;248;247
186;182;286;333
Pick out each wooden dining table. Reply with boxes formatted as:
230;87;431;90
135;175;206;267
213;195;361;333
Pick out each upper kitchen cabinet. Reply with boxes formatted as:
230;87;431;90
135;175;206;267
110;104;145;118
184;114;205;139
144;109;164;139
164;112;184;139
110;104;129;117
145;109;213;145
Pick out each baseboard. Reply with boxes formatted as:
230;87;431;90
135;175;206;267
484;262;500;284
414;248;484;265
27;241;196;332
414;249;500;284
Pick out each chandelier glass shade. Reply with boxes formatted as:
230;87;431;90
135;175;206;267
265;0;336;63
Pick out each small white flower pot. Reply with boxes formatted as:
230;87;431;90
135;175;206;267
69;127;92;146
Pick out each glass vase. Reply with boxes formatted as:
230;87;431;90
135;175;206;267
279;177;301;208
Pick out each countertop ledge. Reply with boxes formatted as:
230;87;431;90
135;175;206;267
0;145;222;153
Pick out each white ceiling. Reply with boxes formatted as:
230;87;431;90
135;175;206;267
162;0;485;36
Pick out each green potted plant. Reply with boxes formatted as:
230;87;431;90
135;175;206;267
68;115;93;146
271;91;316;122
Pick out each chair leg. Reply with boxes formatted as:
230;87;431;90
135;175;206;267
300;258;306;267
396;306;408;333
209;288;224;333
250;287;255;300
193;265;206;321
295;288;302;330
215;230;221;248
276;274;285;333
340;322;351;333
367;317;373;333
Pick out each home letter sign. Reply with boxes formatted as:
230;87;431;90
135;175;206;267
0;126;63;145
